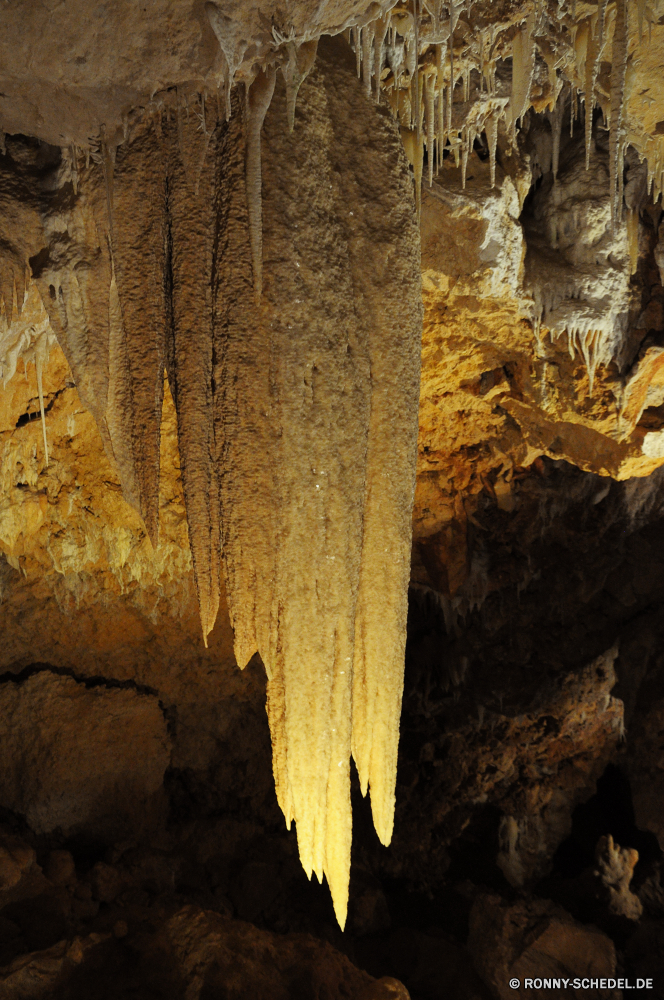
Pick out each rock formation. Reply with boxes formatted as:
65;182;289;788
2;0;664;996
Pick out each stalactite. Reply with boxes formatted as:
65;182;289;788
245;67;277;302
70;144;79;194
401;126;424;219
509;11;537;138
215;36;421;927
206;2;248;121
109;117;170;545
34;203;117;468
637;0;647;42
355;25;362;78
106;252;141;515
424;68;436;186
412;0;422;142
584;0;607;169
0;282;56;463
436;40;447;162
33;338;48;465
374;15;391;102
165;107;223;643
194;95;214;197
280;40;318;132
100;128;116;240
486;111;498;188
447;17;454;135
0;273;16;325
461;125;470;188
627;208;639;274
549;87;564;182
609;0;628;227
362;21;375;98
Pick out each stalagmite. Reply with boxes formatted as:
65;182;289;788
609;0;628;226
245;67;277;302
486;111;498;188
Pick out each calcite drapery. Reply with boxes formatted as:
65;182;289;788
29;36;421;926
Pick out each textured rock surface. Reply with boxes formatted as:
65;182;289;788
0;670;171;839
468;894;617;1000
0;902;409;1000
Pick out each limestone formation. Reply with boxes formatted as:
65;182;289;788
3;0;664;986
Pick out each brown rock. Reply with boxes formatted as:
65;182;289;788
624;695;664;852
468;894;617;1000
0;939;70;1000
0;933;107;999
44;851;75;888
0;671;171;840
386;926;491;1000
161;905;389;1000
0;848;22;892
592;834;643;921
625;920;664;988
89;862;122;904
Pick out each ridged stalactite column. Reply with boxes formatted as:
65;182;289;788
218;36;422;926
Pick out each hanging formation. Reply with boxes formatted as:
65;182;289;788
30;34;422;929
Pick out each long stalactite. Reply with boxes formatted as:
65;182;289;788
216;37;422;925
28;35;421;926
3;0;664;933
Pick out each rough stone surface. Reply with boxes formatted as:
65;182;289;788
0;671;171;839
0;903;408;1000
468;894;617;1000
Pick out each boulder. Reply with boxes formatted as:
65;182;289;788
0;671;171;840
468;894;617;1000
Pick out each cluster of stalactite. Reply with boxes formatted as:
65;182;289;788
345;0;656;383
0;37;421;928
